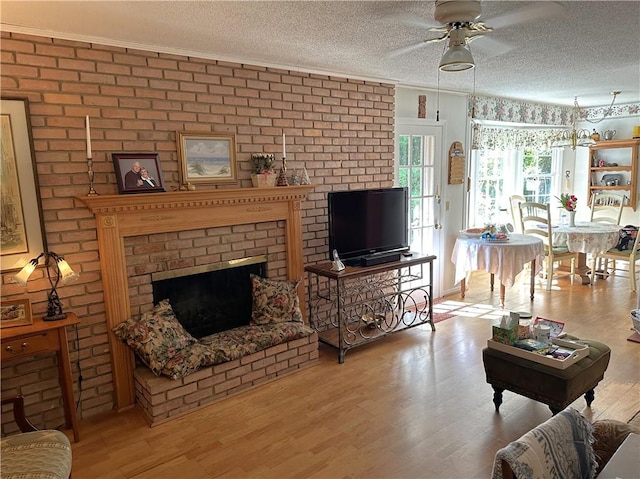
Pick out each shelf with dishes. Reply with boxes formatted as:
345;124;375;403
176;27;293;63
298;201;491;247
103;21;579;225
587;138;639;211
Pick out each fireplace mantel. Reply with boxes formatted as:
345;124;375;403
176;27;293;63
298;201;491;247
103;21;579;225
80;186;314;411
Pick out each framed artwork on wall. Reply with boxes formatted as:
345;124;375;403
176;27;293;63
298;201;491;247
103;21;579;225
0;298;33;328
0;97;47;272
177;131;237;185
112;152;165;194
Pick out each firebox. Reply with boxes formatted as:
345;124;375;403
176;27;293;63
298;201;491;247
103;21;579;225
151;255;267;338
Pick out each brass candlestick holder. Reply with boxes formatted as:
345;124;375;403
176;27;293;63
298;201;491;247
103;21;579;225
87;158;99;196
277;157;289;187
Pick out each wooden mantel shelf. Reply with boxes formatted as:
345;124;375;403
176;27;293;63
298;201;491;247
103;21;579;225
78;185;314;412
80;186;315;212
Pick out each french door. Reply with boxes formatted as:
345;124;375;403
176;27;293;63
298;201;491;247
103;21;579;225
396;120;444;298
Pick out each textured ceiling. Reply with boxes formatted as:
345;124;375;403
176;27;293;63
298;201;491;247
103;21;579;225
2;1;639;107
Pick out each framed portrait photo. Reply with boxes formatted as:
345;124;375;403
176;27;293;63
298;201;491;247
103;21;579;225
112;152;165;194
0;298;32;328
0;97;47;272
177;131;237;185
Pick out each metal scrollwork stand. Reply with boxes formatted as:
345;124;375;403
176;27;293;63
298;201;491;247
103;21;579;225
306;255;436;363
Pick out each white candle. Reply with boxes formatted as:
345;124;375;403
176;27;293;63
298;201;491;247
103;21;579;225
85;115;92;159
282;133;286;158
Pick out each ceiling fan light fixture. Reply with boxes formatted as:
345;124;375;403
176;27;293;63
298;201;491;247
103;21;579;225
439;45;475;72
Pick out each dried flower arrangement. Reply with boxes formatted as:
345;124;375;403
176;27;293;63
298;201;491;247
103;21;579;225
250;154;275;174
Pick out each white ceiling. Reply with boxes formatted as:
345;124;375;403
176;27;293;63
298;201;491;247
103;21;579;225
2;1;639;108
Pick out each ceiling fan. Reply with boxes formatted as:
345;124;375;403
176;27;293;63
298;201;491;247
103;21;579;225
391;1;566;72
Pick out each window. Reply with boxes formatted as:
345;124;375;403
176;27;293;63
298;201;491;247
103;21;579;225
469;148;561;227
397;134;436;254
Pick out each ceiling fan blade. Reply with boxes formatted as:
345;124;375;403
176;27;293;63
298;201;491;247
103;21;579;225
404;19;441;30
470;35;515;58
426;33;449;43
388;40;430;58
486;1;567;30
428;25;450;33
465;33;485;44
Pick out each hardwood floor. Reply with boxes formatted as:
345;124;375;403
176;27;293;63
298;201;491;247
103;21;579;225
71;271;640;478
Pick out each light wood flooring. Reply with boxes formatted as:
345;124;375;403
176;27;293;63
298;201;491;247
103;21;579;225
70;271;640;478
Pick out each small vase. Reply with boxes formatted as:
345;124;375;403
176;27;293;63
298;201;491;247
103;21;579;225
251;172;277;187
568;211;576;227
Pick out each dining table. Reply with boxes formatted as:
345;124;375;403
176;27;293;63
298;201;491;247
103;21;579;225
551;221;620;284
451;233;544;308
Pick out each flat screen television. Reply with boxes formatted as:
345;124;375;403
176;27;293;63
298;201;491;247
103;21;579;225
327;187;409;264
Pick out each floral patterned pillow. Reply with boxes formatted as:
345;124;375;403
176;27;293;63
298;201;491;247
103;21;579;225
161;343;206;379
249;274;303;325
112;299;196;375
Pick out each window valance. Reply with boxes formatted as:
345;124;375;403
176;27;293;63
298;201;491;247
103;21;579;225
472;123;566;150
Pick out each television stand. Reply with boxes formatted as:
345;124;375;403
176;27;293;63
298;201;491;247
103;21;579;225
305;253;436;363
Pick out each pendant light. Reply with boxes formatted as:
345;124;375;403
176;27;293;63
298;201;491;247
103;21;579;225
551;92;620;150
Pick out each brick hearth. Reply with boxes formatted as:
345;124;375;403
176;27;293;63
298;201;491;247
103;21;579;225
135;332;318;426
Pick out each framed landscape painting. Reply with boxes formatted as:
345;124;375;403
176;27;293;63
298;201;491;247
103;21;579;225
177;131;237;185
0;97;47;272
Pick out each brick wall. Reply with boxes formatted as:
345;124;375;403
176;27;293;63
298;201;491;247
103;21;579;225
0;31;395;431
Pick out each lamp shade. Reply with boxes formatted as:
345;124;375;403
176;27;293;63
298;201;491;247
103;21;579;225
440;45;475;72
13;260;38;287
56;258;79;285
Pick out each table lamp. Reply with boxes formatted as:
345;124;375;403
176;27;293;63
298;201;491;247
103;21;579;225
13;252;79;321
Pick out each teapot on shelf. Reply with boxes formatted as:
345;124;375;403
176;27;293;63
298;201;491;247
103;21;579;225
602;129;616;140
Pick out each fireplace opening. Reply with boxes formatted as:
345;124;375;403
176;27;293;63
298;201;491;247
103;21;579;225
151;256;267;339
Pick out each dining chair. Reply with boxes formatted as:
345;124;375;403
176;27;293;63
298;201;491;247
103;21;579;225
590;192;625;225
590;228;640;292
509;194;526;233
519;201;576;290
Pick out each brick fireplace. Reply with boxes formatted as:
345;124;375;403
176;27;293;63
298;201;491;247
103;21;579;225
150;256;268;338
81;186;314;411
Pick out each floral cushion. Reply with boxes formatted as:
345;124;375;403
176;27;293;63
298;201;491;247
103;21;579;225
249;274;303;325
161;343;207;379
199;322;313;365
113;299;196;375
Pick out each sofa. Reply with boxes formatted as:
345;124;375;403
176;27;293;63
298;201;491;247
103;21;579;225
492;407;640;479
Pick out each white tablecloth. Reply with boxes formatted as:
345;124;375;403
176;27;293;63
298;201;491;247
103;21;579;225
451;234;544;288
553;221;620;254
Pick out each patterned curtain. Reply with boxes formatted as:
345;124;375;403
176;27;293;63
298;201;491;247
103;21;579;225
472;123;566;150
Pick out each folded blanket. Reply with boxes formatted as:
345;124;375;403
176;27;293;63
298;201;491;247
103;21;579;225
492;407;597;479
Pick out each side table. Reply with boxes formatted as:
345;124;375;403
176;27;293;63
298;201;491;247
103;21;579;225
306;253;436;363
1;313;80;442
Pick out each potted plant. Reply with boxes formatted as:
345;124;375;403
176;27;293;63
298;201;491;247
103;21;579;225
250;153;277;187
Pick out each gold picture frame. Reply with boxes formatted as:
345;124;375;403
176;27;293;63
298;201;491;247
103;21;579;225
0;298;33;328
177;131;237;185
0;97;47;272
